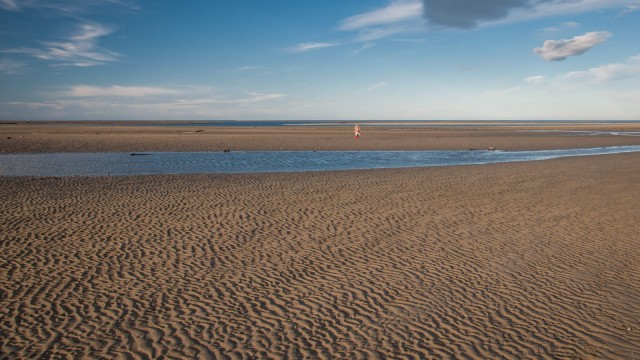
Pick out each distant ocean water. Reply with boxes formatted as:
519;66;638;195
2;146;640;177
131;120;640;128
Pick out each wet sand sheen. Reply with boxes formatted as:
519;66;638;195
1;153;639;358
3;122;640;153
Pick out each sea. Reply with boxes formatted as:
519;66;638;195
127;120;640;128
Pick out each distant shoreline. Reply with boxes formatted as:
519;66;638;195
2;119;640;127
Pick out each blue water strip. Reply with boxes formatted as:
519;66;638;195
1;146;639;177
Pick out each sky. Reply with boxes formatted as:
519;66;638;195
0;0;639;121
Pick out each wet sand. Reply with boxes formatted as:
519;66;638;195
2;122;640;153
1;123;640;358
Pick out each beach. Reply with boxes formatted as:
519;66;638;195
1;123;640;358
2;121;640;153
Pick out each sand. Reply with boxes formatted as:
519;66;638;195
1;123;640;358
2;122;640;153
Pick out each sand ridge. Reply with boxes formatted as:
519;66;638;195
1;153;639;358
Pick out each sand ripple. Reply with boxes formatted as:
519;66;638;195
1;154;639;359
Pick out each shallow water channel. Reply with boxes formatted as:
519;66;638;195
1;146;640;177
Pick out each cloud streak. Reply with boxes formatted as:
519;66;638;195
0;59;26;74
560;54;640;83
64;85;182;97
538;21;580;34
367;81;390;92
173;92;286;106
7;86;287;120
520;54;640;88
533;31;611;61
338;0;425;43
0;0;139;13
289;42;339;52
339;0;422;31
3;23;120;67
0;0;19;11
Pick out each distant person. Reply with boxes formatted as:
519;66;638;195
354;124;361;140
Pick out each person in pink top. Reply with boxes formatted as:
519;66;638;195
354;124;361;140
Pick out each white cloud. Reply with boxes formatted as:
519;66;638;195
533;31;611;61
560;54;640;83
339;0;422;31
289;42;339;52
64;85;182;97
3;22;120;66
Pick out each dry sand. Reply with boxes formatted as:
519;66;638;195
1;123;640;358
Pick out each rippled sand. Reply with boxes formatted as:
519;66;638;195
1;153;639;358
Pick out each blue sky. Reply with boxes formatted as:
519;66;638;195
0;0;639;120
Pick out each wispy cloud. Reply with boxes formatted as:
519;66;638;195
291;1;424;51
0;0;19;11
533;31;611;61
338;0;425;42
560;54;640;83
8;100;74;110
619;0;640;15
289;42;339;53
236;65;260;72
339;0;422;31
7;86;287;120
524;75;545;84
0;59;26;74
64;85;182;97
367;81;390;92
353;25;420;42
3;22;120;67
0;0;139;13
353;43;375;55
173;92;286;106
538;21;580;34
520;54;640;88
